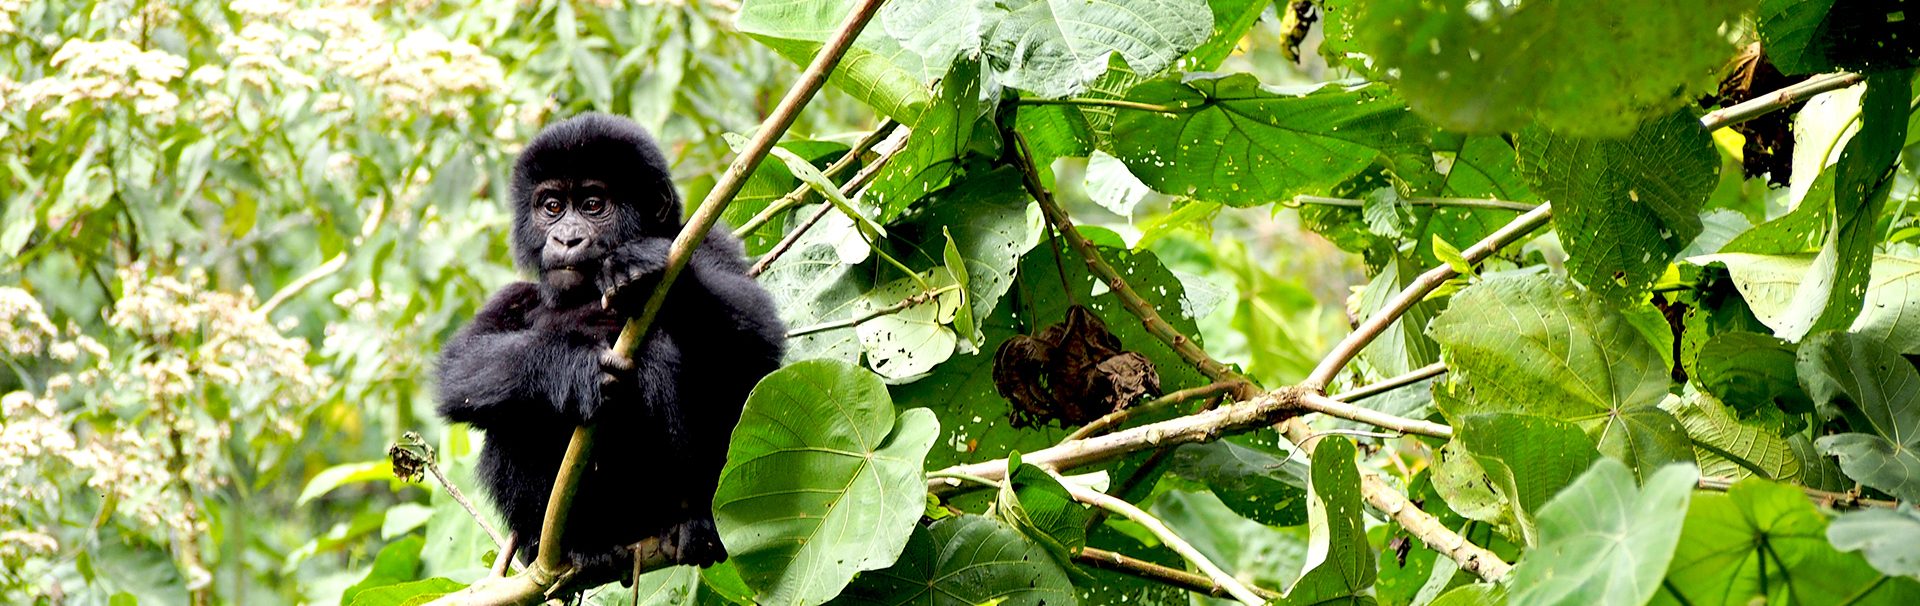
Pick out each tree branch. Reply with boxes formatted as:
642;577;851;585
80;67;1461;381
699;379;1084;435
1052;472;1267;606
1700;71;1864;132
1333;362;1447;403
1291;195;1537;212
1060;381;1245;443
429;2;886;603
732;119;901;239
1014;97;1195;113
785;284;961;338
1076;547;1282;601
746;133;902;278
1298;392;1452;438
1695;476;1899;509
1303;204;1553;392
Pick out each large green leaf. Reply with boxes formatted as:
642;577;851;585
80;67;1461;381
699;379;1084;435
1516;109;1718;303
760;220;876;365
1429;275;1692;474
1797;331;1920;502
346;578;466;606
342;536;426;606
1344;0;1744;136
1759;0;1920;75
1112;76;1428;207
864;57;983;221
1167;440;1309;527
1688;331;1811;434
890;167;1041;333
1690;254;1920;354
1280;437;1377;605
735;0;933;123
991;456;1090;571
1453;414;1600;547
714;360;940;606
1828;507;1920;581
983;0;1211;99
1662;389;1801;483
828;515;1077;606
1664;478;1916;604
854;272;964;381
1506;460;1697;606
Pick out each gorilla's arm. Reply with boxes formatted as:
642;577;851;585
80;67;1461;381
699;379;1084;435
600;234;785;357
436;282;605;426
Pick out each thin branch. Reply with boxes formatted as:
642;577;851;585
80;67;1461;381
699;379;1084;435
258;195;388;316
1061;381;1244;443
431;2;885;603
1696;476;1899;509
1010;129;1248;387
1333;362;1447;403
746;137;901;278
426;456;511;561
491;533;518;578
1298;393;1451;438
1291;195;1538;212
1303;204;1553;392
1700;71;1864;132
785;284;961;338
732;119;900;239
1051;471;1267;605
1014;97;1195;113
1076;547;1282;601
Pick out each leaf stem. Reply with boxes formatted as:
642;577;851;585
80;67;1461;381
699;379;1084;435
1291;195;1538;212
1049;470;1268;605
1014;97;1194;113
732;119;900;239
1332;362;1447;403
1695;476;1899;509
785;284;963;338
746;136;902;278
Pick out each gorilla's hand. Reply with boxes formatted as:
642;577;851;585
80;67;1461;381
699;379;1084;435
598;237;673;312
583;346;636;422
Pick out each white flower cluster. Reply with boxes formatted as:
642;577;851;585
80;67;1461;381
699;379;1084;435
0;287;57;356
11;39;188;122
0;389;176;543
213;1;506;119
0;0;24;36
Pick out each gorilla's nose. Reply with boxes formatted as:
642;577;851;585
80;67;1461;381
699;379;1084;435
554;235;586;249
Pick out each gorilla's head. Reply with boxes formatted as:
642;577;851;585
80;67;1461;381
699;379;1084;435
510;113;682;290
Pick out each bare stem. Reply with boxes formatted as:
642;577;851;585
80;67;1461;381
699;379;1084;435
1052;471;1267;605
425;457;512;564
1060;381;1244;443
1303;204;1553;392
1700;71;1864;132
1291;195;1537;212
1014;97;1195;113
1696;476;1898;509
1333;362;1447;403
785;284;961;338
732;119;900;239
1076;547;1282;600
746;138;901;278
1298;392;1452;438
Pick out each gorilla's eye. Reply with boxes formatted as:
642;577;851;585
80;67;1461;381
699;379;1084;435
581;197;606;215
541;198;564;215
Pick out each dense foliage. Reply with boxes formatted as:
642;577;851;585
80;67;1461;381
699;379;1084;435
2;0;1917;605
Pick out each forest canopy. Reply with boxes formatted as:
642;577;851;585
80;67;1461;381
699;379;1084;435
2;0;1918;605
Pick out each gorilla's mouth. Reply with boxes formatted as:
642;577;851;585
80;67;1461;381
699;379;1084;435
542;266;588;291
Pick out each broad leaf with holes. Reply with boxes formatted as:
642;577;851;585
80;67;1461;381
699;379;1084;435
735;0;934;123
827;515;1077;606
1506;460;1696;606
1167;440;1309;527
1113;76;1427;207
714;361;939;606
1281;437;1376;604
1517;109;1718;304
865;57;983;220
1429;275;1692;474
1797;331;1920;502
983;0;1211;99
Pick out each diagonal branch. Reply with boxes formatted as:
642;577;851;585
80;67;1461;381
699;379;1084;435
732;119;901;239
746;132;904;278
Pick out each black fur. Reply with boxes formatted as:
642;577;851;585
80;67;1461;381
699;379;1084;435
436;113;785;585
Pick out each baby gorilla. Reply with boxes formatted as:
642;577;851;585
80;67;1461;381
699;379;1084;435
436;113;785;585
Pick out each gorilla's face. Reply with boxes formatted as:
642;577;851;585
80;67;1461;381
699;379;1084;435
528;178;620;290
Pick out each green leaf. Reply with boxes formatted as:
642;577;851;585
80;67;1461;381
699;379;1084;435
735;0;933;123
895;167;1040;340
1167;440;1309;527
1430;275;1691;475
769;146;885;239
1798;331;1920;502
1690;331;1811;434
856;273;963;380
1508;460;1697;606
1430;584;1505;606
345;578;465;606
1454;414;1601;547
828;515;1077;606
1516;109;1718;303
865;57;983;220
1666;477;1915;604
1346;0;1744;136
1430;235;1470;276
1828;506;1920;581
941;228;976;347
760;220;872;364
992;458;1090;572
297;461;394;505
342;536;426;606
1113;76;1428;207
1082;151;1152;218
1662;388;1801;482
1759;0;1920;75
983;0;1212;99
1281;437;1376;605
714;360;940;606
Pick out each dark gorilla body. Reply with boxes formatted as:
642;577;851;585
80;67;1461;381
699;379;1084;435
436;113;785;585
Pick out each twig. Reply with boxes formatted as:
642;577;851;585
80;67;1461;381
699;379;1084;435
732;119;901;239
785;284;961;338
1014;97;1195;114
1695;476;1899;509
1298;392;1451;438
426;457;511;560
1076;547;1283;601
1303;204;1553;391
1700;71;1864;132
746;138;901;278
1333;362;1447;403
1051;471;1266;605
1290;195;1537;212
429;2;886;604
258;196;387;316
1061;381;1244;442
491;533;518;578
